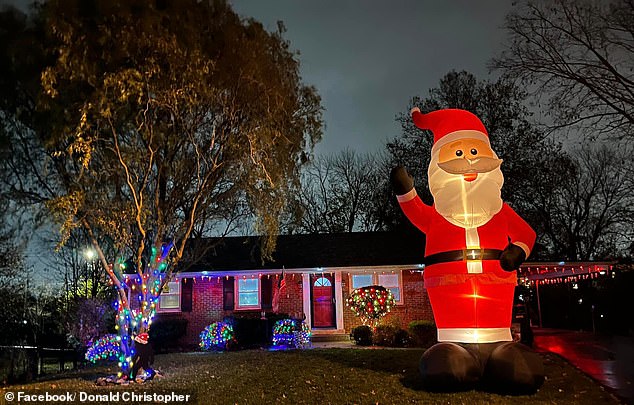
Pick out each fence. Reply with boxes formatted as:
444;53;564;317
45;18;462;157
1;345;81;384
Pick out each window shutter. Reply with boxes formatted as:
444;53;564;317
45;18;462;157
180;278;193;312
261;276;273;310
223;277;234;310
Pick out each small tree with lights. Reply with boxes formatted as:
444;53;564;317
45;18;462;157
346;285;395;327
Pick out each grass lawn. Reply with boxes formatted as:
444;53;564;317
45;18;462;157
1;348;621;404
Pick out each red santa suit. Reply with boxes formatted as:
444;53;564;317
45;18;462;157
399;196;535;343
398;108;536;344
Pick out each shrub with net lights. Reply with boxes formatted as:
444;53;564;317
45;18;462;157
346;285;395;327
85;334;122;363
199;321;236;351
272;318;311;349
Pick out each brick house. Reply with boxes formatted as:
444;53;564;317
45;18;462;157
152;231;435;345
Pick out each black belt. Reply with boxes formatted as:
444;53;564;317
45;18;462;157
424;249;503;266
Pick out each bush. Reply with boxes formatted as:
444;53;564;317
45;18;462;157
350;325;373;346
271;318;311;348
199;322;236;351
373;324;410;347
149;318;188;353
408;320;437;348
85;334;121;363
230;317;269;348
346;285;395;326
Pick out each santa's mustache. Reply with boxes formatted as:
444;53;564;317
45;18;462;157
437;157;503;175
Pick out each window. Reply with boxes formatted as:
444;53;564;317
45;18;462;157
351;274;373;289
378;274;401;302
158;281;180;311
236;278;260;309
314;277;332;287
349;272;402;304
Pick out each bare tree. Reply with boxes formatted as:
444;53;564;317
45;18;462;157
491;0;634;138
286;149;383;233
525;145;634;260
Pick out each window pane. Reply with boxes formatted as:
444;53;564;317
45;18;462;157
315;277;331;287
160;294;179;309
351;274;372;289
388;287;401;302
238;292;258;306
378;274;398;288
239;278;258;293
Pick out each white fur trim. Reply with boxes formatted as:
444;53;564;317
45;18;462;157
437;327;512;343
431;130;490;154
465;228;482;274
396;188;417;203
514;242;531;257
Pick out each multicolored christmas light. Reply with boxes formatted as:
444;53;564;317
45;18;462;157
199;322;236;351
346;285;395;326
85;334;122;363
107;241;175;377
271;319;311;348
292;322;311;349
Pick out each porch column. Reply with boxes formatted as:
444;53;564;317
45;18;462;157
302;274;311;328
334;271;344;331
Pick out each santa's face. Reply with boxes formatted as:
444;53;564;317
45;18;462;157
428;138;504;228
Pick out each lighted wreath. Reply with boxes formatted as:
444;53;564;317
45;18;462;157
85;334;121;363
346;285;395;326
199;321;236;351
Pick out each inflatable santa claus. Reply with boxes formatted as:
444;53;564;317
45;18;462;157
391;108;544;394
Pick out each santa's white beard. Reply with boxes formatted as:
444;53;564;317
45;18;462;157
428;155;504;229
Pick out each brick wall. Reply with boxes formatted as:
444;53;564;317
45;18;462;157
154;270;434;346
156;278;225;347
274;273;305;318
342;271;434;332
156;274;305;346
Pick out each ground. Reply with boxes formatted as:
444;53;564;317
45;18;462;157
1;349;622;404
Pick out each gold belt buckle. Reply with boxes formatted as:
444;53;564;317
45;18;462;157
464;248;481;261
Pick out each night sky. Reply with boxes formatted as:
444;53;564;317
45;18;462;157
229;0;513;156
3;0;513;156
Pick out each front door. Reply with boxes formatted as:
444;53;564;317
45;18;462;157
311;274;336;328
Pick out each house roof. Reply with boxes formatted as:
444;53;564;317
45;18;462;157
184;230;427;273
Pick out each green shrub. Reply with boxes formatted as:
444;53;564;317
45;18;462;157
408;320;436;348
350;325;373;346
373;324;410;347
149;318;188;353
393;328;411;347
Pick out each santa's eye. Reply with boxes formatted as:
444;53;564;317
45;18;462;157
470;148;478;155
455;150;463;157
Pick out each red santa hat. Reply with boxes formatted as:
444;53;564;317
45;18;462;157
411;108;490;154
134;333;149;344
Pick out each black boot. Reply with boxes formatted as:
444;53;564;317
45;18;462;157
419;342;481;392
482;341;545;394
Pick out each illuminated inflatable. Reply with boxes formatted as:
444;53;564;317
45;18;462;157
391;108;544;393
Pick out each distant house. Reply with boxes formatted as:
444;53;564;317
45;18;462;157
149;231;433;345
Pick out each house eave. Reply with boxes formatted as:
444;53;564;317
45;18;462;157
176;263;425;279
